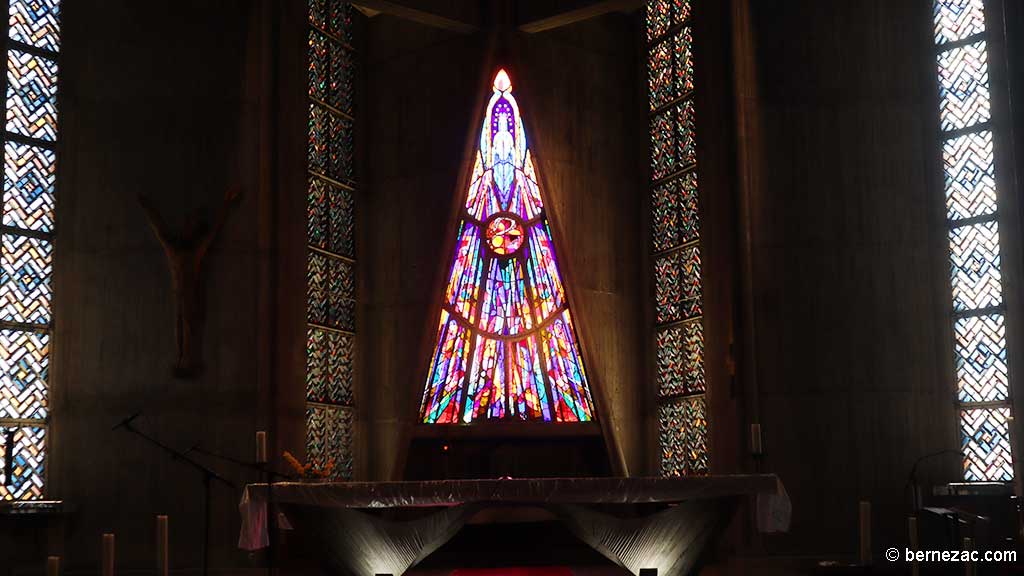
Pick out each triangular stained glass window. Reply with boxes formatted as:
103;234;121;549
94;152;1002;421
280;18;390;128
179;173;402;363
419;69;596;424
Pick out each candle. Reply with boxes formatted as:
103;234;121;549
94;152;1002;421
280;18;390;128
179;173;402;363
859;501;871;565
255;431;267;464
102;534;115;576
47;556;60;576
156;516;168;576
751;423;762;455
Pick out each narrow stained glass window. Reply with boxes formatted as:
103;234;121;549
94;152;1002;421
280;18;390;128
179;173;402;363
419;69;596;424
647;0;707;476
1;0;59;501
305;0;357;480
932;0;1014;481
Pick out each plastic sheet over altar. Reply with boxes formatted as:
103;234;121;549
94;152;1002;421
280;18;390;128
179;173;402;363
238;475;790;552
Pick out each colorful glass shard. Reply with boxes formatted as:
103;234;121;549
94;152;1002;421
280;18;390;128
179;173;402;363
6;50;57;141
0;426;45;500
1;233;51;324
954;314;1007;403
934;0;985;45
3;142;55;233
961;407;1013;482
948;220;1001;312
651;170;699;253
306;405;353;480
650;99;696;181
444;222;484;322
648;27;693;111
937;41;990;132
657;320;704;398
659;396;707;476
306;327;353;406
943;130;996;222
420;70;595;423
0;329;48;420
655;245;702;324
479;257;533;336
8;0;61;52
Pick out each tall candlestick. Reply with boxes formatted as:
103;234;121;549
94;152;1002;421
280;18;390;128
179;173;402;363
102;534;115;576
751;423;763;455
255;431;267;464
859;501;871;565
156;515;168;576
47;556;60;576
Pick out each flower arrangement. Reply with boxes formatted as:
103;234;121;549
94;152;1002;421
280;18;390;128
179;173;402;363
282;450;335;480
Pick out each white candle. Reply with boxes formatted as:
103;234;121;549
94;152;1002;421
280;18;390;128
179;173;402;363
156;516;168;576
859;501;871;565
102;534;115;576
751;423;762;455
255;431;267;464
47;556;60;576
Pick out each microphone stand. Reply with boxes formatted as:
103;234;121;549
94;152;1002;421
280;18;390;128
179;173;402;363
187;444;298;576
115;417;235;576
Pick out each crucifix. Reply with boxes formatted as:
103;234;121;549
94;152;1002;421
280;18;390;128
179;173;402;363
138;187;240;378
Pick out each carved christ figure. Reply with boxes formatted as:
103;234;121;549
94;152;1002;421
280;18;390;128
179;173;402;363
138;187;240;377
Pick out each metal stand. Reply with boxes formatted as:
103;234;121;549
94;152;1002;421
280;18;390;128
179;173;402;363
114;415;235;576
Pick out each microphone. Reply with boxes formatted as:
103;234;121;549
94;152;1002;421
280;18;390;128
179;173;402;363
112;411;142;431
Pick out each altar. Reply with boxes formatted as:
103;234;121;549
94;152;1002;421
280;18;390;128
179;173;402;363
239;475;790;576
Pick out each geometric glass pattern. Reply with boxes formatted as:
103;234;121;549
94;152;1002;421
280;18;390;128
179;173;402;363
948;220;1001;311
933;0;1013;481
305;0;356;480
960;406;1013;482
655;245;702;325
937;41;990;132
659;396;707;476
934;0;985;45
943;131;996;222
953;314;1007;403
657;320;704;398
419;70;596;424
8;0;59;52
648;0;707;477
0;329;47;419
651;171;699;253
306;405;354;481
0;0;56;500
6;49;57;141
648;27;693;112
0;426;45;500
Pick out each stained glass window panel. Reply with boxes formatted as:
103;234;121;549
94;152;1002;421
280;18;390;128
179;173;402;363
937;41;990;132
308;103;354;183
650;99;696;181
961;407;1013;482
657;321;704;398
943;130;996;222
659;397;707;476
0;426;45;500
306;327;353;406
5;50;57;141
306;405;353;480
646;0;690;44
0;329;47;419
655;245;702;324
651;171;699;253
954;314;1007;403
8;0;60;52
1;233;51;324
648;27;693;112
310;0;355;46
934;0;985;45
3;141;54;232
949;220;1002;312
420;70;595;424
306;250;354;331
